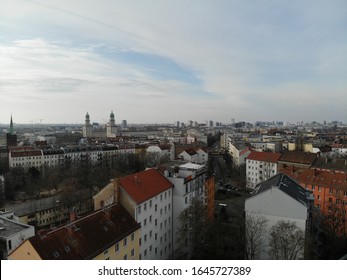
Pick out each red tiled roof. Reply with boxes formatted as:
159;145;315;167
246;151;281;163
278;151;317;165
27;204;140;260
119;168;173;204
281;168;347;191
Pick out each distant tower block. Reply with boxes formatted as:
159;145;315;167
83;112;93;138
107;111;117;138
122;120;127;129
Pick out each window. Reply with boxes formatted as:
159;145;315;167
149;230;152;238
155;233;158;240
160;194;163;201
144;203;147;211
149;215;152;223
160;209;163;215
138;206;141;214
123;254;127;260
144;218;147;226
155;204;158;211
131;249;135;257
131;233;135;241
155;219;157;226
329;197;333;203
123;238;127;247
149;200;152;207
8;240;12;250
144;234;147;242
317;195;320;201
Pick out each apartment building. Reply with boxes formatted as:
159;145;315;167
246;151;281;189
281;168;347;234
118;168;174;260
164;162;207;258
7;144;135;170
0;216;35;259
8;204;141;260
245;173;314;259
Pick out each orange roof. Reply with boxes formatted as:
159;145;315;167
246;151;281;163
281;168;347;191
119;168;173;204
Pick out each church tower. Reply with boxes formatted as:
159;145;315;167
106;110;117;138
6;115;17;147
82;112;93;138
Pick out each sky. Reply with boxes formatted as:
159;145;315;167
1;0;346;125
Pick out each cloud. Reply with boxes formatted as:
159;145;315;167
1;0;346;124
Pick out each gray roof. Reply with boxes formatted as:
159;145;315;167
0;217;33;239
5;189;92;217
252;173;313;206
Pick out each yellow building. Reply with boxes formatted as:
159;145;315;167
8;204;141;260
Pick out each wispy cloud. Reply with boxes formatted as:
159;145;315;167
1;0;346;123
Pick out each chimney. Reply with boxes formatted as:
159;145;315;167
99;200;105;209
105;209;112;222
113;178;120;204
69;212;77;222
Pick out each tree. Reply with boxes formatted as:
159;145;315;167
245;212;268;260
176;197;209;259
268;220;305;260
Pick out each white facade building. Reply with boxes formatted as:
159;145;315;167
246;151;281;189
164;162;207;258
119;168;173;260
0;216;35;259
245;173;313;259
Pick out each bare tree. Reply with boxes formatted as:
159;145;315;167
268;220;305;260
245;212;268;259
176;197;208;259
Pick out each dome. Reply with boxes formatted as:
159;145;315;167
110;111;115;118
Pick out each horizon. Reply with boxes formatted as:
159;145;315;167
1;1;346;124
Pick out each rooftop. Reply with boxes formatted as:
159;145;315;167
252;173;313;207
0;217;34;239
246;151;282;163
119;168;173;204
25;204;140;260
278;151;318;165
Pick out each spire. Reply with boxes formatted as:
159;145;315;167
9;115;14;135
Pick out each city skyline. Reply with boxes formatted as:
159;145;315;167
1;0;346;124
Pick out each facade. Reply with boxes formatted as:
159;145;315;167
4;189;93;229
280;168;347;234
8;204;141;260
118;168;174;260
246;151;281;189
245;173;313;259
228;141;251;167
0;216;35;259
164;162;207;258
7;143;135;170
205;175;215;222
